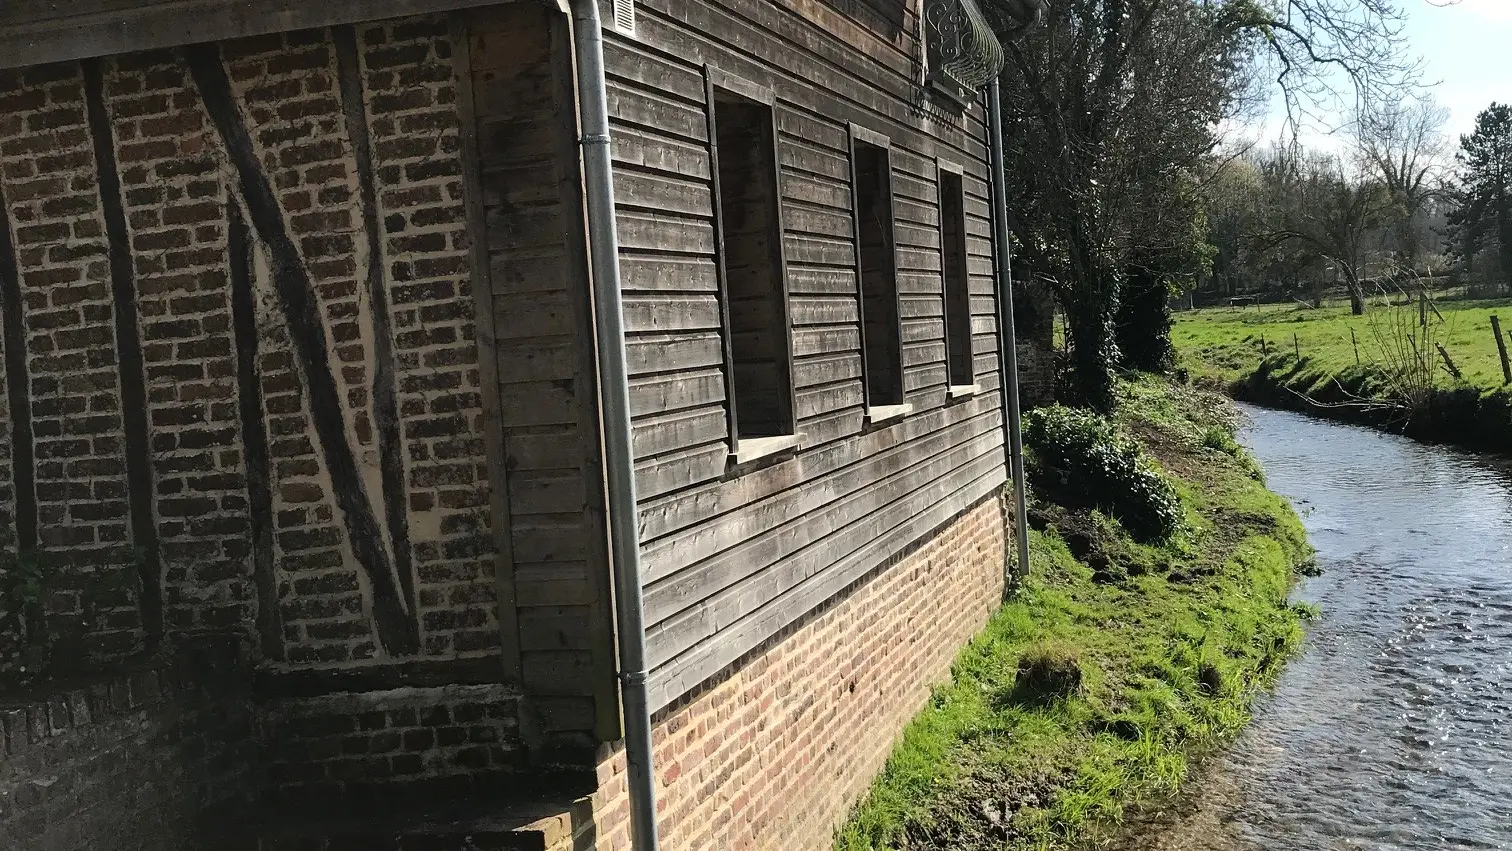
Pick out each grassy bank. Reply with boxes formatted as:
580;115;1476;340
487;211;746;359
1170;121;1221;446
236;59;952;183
1173;301;1512;450
835;379;1312;851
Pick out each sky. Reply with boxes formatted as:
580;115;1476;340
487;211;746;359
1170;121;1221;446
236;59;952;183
1408;0;1512;141
1248;0;1511;149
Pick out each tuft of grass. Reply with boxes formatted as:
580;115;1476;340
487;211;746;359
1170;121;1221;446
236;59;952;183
835;379;1311;851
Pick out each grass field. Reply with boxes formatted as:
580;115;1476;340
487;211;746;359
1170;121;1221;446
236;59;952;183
1172;298;1512;394
835;379;1310;851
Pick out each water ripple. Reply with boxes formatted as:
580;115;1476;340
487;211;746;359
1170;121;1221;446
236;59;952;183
1149;406;1512;850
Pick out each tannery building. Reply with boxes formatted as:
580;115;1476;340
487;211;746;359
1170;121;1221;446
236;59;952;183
0;0;1030;848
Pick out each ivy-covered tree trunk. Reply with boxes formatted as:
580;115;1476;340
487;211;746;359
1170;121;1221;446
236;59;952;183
1063;273;1120;411
1115;261;1174;373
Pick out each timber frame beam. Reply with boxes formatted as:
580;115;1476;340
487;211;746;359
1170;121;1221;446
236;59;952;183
0;0;546;70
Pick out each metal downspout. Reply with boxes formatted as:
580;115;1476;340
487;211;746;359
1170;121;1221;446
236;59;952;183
567;2;661;849
987;78;1033;584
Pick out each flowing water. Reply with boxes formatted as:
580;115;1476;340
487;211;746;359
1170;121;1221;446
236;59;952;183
1141;404;1512;851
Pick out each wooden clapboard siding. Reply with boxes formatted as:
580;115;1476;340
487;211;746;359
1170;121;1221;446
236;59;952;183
601;0;1008;713
460;4;617;741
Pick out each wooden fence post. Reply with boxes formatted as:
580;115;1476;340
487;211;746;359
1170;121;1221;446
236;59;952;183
1260;334;1267;357
1351;328;1360;364
1293;333;1300;359
1420;290;1428;328
1437;343;1463;381
1493;314;1512;384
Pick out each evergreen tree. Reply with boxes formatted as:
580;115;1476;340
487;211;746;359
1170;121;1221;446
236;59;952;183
1447;104;1512;290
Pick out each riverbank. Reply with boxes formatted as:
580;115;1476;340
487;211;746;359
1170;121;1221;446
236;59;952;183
1173;302;1512;452
834;379;1313;850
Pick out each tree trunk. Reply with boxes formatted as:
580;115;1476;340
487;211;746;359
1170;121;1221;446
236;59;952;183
1499;211;1512;291
1064;294;1118;411
1343;270;1366;315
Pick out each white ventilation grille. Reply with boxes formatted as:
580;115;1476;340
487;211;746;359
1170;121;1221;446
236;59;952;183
612;0;636;35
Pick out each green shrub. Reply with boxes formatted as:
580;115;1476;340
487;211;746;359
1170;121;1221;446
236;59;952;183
1202;424;1242;456
1024;405;1182;542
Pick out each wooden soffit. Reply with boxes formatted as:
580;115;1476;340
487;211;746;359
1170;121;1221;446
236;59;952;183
0;0;542;71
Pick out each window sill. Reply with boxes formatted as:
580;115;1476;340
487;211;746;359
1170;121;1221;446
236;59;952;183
948;383;981;399
730;433;804;465
865;403;913;425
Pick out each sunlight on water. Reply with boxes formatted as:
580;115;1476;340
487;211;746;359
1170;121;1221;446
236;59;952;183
1142;405;1512;851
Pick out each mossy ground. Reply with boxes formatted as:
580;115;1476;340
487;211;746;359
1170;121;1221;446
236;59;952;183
834;378;1311;851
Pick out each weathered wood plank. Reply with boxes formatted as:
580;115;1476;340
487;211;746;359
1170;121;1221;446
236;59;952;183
787;265;858;295
775;105;850;152
611;126;712;180
781;172;853;211
892;197;940;228
894;222;942;251
635;395;998;544
791;326;861;358
783;234;854;267
790;295;859;326
635;442;729;500
489;248;572;296
633;406;729;459
606;80;710;142
505;430;585;472
515;562;598;608
625;331;725;377
492;337;577;384
900;294;943;319
640;411;1001;582
620;255;720;294
494;291;575;339
623;294;723;334
779;137;851;182
794;382;865;420
644;450;1003;670
645;468;1003;709
628;368;726;417
614;169;714;218
603;39;709;104
616;211;716;255
496;380;578;428
781;203;854;239
0;0;509;70
508;470;587;517
896;247;942;274
793;352;863;388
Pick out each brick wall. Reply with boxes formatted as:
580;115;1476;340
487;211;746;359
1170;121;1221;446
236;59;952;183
1016;340;1057;409
591;494;1008;851
0;12;497;677
0;13;531;842
261;683;525;807
0;62;146;660
0;644;257;851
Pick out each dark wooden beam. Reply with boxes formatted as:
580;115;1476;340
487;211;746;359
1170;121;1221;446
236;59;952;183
0;0;534;71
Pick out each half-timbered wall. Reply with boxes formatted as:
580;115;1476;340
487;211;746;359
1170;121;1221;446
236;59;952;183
0;15;501;676
601;0;1009;711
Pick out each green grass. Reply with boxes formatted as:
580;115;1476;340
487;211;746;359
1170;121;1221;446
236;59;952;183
835;378;1311;851
1173;298;1512;392
1172;298;1512;450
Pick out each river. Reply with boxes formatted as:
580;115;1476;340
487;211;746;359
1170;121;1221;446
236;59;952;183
1140;404;1512;851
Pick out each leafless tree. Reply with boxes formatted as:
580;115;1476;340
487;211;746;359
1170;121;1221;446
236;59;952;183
1254;146;1396;314
1353;98;1451;267
1255;0;1425;136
